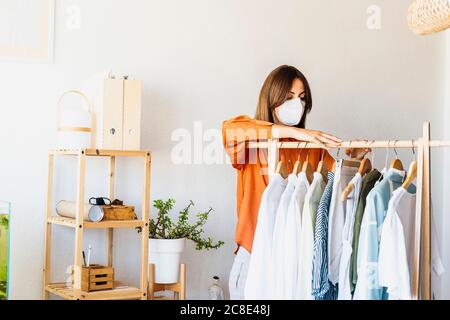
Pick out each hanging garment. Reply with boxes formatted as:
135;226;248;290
270;173;298;299
378;187;445;300
378;186;416;300
244;173;287;300
284;172;310;299
298;172;325;300
350;169;381;293
312;171;339;300
337;173;363;300
353;168;412;300
229;246;251;299
328;160;359;286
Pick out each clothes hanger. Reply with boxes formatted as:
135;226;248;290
302;144;313;183
376;145;390;184
316;149;328;184
342;141;361;168
341;141;372;201
276;160;288;179
402;161;417;189
390;140;404;170
292;143;303;175
402;142;417;189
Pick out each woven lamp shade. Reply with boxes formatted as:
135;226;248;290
407;0;450;35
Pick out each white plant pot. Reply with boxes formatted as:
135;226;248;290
148;238;186;284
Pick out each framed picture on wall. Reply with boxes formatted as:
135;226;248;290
0;201;10;300
0;0;55;62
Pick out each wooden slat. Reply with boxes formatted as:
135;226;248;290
148;264;155;300
87;274;114;282
180;264;186;300
140;153;151;300
107;156;115;267
48;216;143;229
412;138;423;300
248;140;424;149
48;216;76;228
46;283;142;300
85;220;143;229
73;151;86;293
43;154;54;300
267;139;278;184
422;122;431;299
50;149;150;157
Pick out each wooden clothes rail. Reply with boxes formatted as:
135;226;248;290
247;122;449;300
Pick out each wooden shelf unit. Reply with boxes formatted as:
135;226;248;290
43;149;151;300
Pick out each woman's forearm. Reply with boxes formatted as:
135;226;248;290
272;124;342;148
272;124;307;141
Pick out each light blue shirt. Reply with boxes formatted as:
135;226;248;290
353;168;416;300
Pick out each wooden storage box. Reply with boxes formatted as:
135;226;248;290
81;265;114;292
101;205;136;220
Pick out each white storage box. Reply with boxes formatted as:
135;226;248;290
82;74;142;150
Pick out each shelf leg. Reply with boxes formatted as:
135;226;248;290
140;153;151;300
107;156;116;267
43;154;54;300
73;150;86;299
148;263;155;300
180;263;186;300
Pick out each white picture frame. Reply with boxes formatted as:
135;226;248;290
0;0;55;63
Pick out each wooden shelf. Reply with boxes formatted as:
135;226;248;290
44;150;151;300
46;283;143;300
50;149;151;157
48;216;144;229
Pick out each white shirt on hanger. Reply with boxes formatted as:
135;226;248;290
298;172;325;300
338;172;362;300
379;186;415;300
328;161;359;285
270;173;298;299
244;173;287;300
284;172;310;299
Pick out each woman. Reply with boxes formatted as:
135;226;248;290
222;65;367;299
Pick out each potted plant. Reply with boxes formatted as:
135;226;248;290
141;199;224;284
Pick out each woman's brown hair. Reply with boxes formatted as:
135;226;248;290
255;65;312;129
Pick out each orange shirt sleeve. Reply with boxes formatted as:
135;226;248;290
222;115;273;170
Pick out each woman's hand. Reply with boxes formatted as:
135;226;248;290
293;128;342;148
345;147;371;160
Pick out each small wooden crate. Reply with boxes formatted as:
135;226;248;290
81;265;114;292
101;205;136;220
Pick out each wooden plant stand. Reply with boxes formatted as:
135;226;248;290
43;149;151;300
148;263;186;300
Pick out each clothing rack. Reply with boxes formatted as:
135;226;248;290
247;122;450;300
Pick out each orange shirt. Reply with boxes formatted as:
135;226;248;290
222;115;335;254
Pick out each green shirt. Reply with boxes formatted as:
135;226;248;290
349;169;382;292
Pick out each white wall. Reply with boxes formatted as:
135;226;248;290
0;0;448;299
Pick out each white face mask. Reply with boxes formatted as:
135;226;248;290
275;97;305;126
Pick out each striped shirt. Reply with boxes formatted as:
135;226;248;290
312;171;338;300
